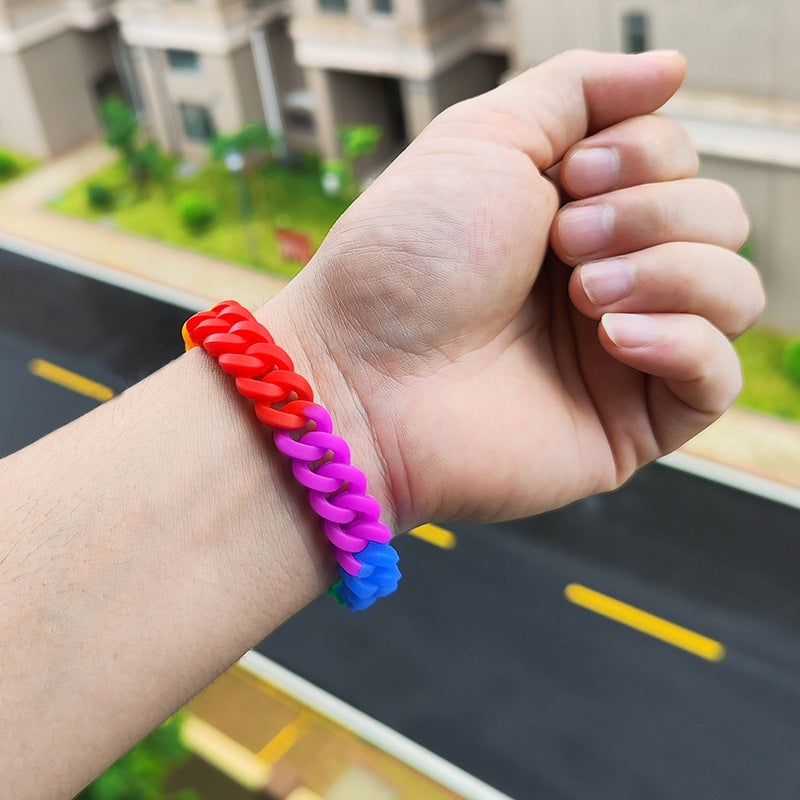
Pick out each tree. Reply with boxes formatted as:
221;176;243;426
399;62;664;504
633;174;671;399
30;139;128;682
99;97;173;195
209;122;279;167
322;124;383;201
339;123;382;162
209;122;281;264
100;97;139;162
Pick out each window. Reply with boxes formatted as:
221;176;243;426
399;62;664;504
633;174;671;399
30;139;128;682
179;103;215;142
318;0;347;11
622;12;649;54
166;49;200;72
372;0;392;12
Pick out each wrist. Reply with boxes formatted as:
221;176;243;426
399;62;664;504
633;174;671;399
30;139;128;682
186;295;401;609
175;348;341;622
256;282;401;535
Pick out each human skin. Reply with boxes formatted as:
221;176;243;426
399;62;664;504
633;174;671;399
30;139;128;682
268;50;762;529
0;51;762;799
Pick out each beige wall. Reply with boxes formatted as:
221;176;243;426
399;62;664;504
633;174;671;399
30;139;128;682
433;50;506;110
133;46;181;152
0;52;49;156
509;0;800;99
290;0;483;79
230;44;265;124
27;28;115;154
0;0;60;27
0;26;115;157
422;0;480;27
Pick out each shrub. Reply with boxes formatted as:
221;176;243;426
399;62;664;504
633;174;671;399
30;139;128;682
176;191;216;234
86;183;114;211
784;338;800;384
0;151;18;179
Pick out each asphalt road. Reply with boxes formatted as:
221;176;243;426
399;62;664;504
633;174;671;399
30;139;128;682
260;472;800;799
4;245;800;799
0;245;188;456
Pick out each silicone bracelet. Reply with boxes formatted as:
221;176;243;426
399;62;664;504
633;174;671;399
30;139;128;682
183;301;401;611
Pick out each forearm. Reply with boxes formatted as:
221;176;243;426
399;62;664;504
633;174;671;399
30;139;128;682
0;333;337;798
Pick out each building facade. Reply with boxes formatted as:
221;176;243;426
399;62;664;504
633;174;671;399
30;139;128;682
0;0;797;327
0;0;120;157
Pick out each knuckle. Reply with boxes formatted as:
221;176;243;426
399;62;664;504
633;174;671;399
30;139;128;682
649;193;675;242
657;115;699;178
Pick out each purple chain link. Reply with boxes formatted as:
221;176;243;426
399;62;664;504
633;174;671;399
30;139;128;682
273;402;400;609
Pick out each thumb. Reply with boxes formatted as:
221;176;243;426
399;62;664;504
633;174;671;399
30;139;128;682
477;49;686;171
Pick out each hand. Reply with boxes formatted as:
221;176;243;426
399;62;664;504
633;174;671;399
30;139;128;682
265;50;764;531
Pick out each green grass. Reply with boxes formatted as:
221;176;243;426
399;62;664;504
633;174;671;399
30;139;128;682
50;154;350;280
0;147;39;185
734;327;800;422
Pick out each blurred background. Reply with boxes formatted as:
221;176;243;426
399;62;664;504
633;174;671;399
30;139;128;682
1;2;799;799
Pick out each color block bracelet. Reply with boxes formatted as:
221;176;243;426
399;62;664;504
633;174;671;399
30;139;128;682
183;300;401;611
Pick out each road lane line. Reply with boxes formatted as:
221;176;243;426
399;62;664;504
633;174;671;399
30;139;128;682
257;716;305;765
409;523;457;550
28;358;115;402
564;583;726;662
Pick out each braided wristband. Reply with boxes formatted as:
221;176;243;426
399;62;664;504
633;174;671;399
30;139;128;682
183;300;401;611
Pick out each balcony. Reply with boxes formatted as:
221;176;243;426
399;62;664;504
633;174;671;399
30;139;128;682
289;2;485;80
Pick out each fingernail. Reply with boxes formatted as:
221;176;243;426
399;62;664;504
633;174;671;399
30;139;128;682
579;259;635;306
565;148;620;195
602;313;657;348
558;204;615;257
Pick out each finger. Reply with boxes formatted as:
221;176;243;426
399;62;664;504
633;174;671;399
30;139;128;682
560;114;699;198
599;312;743;452
447;50;686;171
552;179;750;265
570;243;765;338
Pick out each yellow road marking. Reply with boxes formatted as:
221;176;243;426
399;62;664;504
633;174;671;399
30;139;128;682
409;523;457;550
257;716;305;765
28;358;114;402
565;583;726;662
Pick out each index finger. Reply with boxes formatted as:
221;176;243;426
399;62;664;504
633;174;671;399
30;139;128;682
560;113;699;199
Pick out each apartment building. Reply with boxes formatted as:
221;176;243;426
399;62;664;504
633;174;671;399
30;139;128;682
0;0;120;157
111;1;304;158
112;0;508;167
0;0;797;326
288;0;508;166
